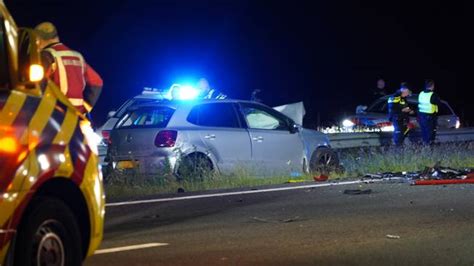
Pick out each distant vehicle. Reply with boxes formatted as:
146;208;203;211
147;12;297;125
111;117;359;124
341;95;461;131
107;100;338;178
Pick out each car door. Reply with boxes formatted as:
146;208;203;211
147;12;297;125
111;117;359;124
437;101;459;129
187;102;252;174
238;102;305;175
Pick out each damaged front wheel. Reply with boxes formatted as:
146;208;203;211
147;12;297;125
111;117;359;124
310;147;340;174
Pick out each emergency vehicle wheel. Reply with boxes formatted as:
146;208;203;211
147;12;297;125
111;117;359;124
14;197;82;266
310;147;340;174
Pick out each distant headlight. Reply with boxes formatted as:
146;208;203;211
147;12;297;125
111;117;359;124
380;125;395;132
342;119;355;127
456;120;461;129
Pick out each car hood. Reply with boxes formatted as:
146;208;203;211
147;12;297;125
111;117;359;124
300;128;330;146
273;102;305;125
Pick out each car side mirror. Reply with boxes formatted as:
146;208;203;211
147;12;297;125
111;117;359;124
289;121;299;134
108;111;117;118
15;28;44;93
356;105;367;114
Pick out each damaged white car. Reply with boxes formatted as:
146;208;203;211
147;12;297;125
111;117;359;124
107;99;338;178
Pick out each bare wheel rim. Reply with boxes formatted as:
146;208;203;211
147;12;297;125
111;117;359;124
319;153;333;166
34;220;65;266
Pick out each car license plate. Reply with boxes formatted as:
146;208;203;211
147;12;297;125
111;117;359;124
116;160;137;169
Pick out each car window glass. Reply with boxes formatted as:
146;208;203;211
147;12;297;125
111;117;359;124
116;98;158;118
241;104;288;130
118;107;174;128
438;103;452;116
187;103;239;128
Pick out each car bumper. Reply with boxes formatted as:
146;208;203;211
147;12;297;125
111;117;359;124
112;154;178;175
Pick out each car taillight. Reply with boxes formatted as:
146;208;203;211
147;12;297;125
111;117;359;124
155;130;178;148
101;130;111;144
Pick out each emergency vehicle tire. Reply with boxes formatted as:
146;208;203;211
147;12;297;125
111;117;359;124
310;147;339;174
14;197;83;266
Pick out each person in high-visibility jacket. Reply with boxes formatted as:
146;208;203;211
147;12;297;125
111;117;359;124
388;83;414;146
197;78;227;100
418;79;442;145
35;22;103;114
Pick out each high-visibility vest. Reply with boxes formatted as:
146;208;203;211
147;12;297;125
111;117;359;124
45;43;88;112
388;95;406;116
204;89;227;100
388;96;404;104
418;91;438;114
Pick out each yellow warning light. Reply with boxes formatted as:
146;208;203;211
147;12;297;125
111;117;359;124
0;136;18;153
29;64;44;82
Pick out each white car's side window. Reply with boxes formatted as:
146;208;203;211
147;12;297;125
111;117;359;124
241;105;288;131
245;109;280;130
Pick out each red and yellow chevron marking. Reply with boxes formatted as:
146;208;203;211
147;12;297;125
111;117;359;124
0;92;27;126
1;85;104;261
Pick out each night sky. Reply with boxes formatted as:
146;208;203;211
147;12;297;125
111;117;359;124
5;0;471;127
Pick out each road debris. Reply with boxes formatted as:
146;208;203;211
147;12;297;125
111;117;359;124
343;189;372;195
314;174;329;182
363;162;474;186
386;234;401;239
286;179;306;183
251;216;301;223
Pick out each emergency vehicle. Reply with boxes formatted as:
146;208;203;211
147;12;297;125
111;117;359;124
0;2;104;265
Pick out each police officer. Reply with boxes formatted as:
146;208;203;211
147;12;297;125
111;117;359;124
418;79;441;145
35;22;103;114
388;83;413;146
197;78;227;99
373;77;388;98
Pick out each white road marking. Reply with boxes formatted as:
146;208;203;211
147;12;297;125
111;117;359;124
95;243;169;254
106;179;387;207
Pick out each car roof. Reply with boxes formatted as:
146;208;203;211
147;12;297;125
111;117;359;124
128;99;264;110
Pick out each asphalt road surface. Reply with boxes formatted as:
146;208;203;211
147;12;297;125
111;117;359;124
86;181;474;266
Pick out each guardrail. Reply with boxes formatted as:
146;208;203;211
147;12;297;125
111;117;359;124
328;127;474;149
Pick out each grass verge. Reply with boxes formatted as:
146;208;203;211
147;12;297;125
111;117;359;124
340;143;474;177
105;143;474;200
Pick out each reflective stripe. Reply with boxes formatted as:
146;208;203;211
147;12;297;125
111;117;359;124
388;96;401;104
0;92;27;126
418;91;438;114
45;48;85;96
207;89;227;100
46;48;69;95
21;89;57;142
83;101;93;112
69;98;84;106
388;96;405;105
